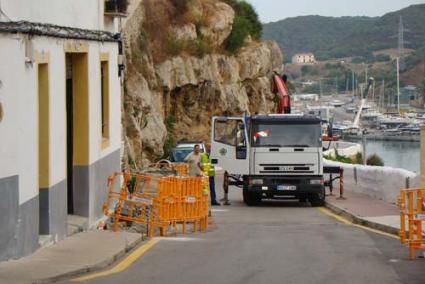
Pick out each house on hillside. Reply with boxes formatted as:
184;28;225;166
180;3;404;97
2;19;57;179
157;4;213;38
292;53;316;65
0;0;126;261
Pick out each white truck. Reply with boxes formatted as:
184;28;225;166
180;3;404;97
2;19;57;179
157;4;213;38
210;114;325;206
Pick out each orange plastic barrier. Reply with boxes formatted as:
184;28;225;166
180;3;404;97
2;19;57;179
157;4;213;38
397;188;425;259
103;172;209;237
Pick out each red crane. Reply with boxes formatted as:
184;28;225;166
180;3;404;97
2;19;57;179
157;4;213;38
272;74;291;114
271;74;339;141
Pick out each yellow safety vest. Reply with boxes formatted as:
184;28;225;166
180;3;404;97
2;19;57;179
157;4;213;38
200;153;215;177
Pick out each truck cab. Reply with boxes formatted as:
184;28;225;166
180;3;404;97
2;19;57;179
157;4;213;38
211;114;325;206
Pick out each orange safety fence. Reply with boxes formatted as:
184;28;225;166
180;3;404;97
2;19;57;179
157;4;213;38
103;172;209;238
397;188;425;259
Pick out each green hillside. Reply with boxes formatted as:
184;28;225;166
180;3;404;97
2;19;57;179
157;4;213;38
263;4;425;62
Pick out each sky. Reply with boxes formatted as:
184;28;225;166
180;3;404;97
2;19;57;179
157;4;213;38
246;0;425;23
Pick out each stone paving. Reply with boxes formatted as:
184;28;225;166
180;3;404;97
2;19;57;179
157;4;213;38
0;231;143;284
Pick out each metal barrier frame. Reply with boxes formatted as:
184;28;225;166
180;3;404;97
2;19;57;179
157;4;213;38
398;188;425;259
103;172;209;238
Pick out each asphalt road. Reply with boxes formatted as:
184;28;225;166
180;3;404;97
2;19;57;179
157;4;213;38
65;185;425;284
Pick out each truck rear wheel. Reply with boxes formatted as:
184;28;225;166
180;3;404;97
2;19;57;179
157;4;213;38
243;190;262;206
309;187;325;207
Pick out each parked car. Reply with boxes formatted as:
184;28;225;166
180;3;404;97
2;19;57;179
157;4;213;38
176;141;206;153
169;147;193;163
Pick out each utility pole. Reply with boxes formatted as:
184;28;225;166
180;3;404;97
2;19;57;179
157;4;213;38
352;70;355;96
372;80;375;102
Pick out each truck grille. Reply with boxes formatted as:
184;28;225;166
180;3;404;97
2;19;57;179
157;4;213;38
259;164;314;174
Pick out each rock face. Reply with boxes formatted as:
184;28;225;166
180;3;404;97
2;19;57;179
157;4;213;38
199;1;235;46
122;0;283;168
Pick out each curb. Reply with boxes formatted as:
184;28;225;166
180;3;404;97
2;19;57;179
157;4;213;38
324;201;400;236
35;234;146;284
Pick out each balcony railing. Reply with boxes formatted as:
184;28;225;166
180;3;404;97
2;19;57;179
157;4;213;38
104;0;128;17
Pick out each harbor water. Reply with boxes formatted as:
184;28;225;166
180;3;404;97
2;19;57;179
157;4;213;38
358;140;420;173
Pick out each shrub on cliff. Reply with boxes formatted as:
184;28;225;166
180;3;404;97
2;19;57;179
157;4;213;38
352;152;363;164
224;16;251;53
224;0;262;53
367;154;384;167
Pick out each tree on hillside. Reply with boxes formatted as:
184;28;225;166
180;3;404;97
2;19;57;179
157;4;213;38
262;4;425;61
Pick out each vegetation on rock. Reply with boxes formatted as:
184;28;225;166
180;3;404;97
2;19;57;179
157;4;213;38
223;0;262;53
324;151;384;167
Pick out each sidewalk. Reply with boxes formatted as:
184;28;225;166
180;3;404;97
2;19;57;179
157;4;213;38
325;191;401;235
0;230;144;284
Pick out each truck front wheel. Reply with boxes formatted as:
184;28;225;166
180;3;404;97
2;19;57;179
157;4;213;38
243;190;262;206
309;187;325;207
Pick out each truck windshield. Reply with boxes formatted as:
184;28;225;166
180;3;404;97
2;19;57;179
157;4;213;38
251;123;321;148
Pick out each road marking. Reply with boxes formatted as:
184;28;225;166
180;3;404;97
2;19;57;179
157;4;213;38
318;207;351;225
318;207;399;240
72;239;160;282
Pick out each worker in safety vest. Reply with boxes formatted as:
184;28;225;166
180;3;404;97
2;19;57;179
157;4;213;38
201;144;220;206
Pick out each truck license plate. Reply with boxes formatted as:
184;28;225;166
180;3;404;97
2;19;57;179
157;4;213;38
277;185;296;191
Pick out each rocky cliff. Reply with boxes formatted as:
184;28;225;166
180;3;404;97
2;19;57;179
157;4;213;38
122;0;283;168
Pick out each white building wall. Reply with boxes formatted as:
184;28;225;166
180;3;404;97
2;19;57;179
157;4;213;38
101;44;122;159
0;35;39;204
0;0;123;260
0;36;21;180
0;36;122;204
47;48;67;188
87;42;121;163
292;53;315;64
0;0;105;31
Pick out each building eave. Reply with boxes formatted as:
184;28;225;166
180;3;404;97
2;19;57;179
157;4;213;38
0;20;120;42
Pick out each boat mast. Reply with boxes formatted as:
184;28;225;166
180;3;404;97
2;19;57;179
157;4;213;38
396;16;404;115
381;79;385;112
397;57;401;115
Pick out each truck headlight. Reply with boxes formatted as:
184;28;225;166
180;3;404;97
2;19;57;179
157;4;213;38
250;179;263;185
310;179;323;185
